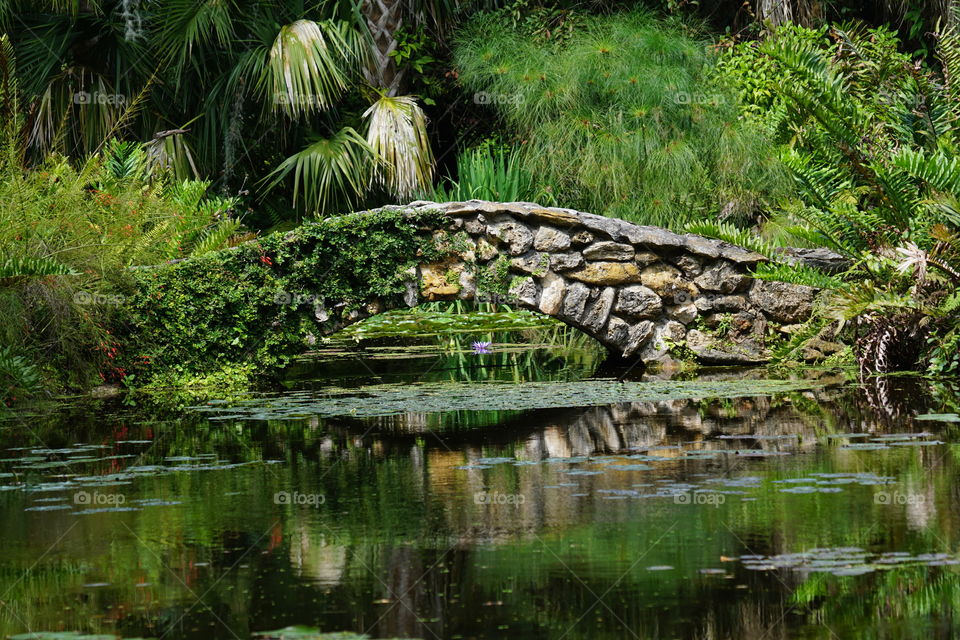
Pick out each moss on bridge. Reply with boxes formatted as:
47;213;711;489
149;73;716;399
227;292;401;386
117;207;450;386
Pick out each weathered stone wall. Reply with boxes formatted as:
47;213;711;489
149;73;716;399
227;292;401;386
397;200;819;364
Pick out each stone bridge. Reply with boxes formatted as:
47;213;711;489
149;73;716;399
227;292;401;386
346;200;817;365
126;200;825;379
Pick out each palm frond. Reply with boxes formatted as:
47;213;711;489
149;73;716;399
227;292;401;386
144;126;199;180
266;19;364;118
363;95;434;200
264;126;374;215
158;0;237;78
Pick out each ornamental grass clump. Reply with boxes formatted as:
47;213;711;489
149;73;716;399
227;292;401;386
453;9;788;228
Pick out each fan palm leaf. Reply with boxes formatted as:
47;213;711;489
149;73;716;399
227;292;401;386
363;94;434;200
264;126;375;215
266;19;365;118
157;0;238;79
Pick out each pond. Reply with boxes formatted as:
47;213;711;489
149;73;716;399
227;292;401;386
3;310;960;640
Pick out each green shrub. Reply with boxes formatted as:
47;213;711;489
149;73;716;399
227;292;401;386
0;145;244;395
119;207;450;384
715;24;831;130
716;23;917;149
707;18;960;375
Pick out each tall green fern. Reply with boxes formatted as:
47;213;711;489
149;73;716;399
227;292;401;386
0;256;79;279
192;218;241;257
104;139;146;181
751;261;844;289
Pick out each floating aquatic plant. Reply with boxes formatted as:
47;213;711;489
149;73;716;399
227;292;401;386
191;379;823;420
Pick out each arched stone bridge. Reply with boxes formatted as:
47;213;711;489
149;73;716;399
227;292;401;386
394;200;817;364
126;200;824;378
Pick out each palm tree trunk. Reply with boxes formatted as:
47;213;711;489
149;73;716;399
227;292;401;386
361;0;405;96
758;0;794;27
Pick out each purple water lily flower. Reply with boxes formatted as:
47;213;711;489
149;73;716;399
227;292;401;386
471;341;493;354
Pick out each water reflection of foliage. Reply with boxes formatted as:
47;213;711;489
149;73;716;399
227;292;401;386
4;378;960;637
307;318;607;386
791;566;960;637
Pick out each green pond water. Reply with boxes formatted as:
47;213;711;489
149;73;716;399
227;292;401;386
5;310;960;640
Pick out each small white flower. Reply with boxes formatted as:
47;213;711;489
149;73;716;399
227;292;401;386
895;242;928;281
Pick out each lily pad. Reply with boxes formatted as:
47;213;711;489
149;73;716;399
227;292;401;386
915;413;960;422
254;627;376;640
189;379;822;420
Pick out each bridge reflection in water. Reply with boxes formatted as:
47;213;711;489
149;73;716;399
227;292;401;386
274;374;948;640
0;371;949;640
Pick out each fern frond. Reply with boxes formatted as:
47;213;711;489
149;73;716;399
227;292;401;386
939;291;960;314
104;139;146;180
126;218;174;262
191;218;240;256
762;39;866;157
870;162;924;227
938;4;960;134
750;261;843;289
893;148;960;193
0;255;79;279
684;220;781;258
0;346;42;401
824;280;919;325
779;148;849;211
0;34;23;166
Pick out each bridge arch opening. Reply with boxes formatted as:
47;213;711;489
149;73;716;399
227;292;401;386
297;299;609;384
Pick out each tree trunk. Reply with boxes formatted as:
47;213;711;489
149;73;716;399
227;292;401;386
361;0;405;96
758;0;794;28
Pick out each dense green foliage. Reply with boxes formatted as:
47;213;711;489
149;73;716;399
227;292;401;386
1;0;453;222
120;207;450;386
8;0;960;396
707;20;960;375
0;34;245;399
453;9;788;227
0;158;241;397
0;151;243;397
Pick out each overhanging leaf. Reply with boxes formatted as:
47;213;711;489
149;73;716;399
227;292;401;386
264;127;375;215
267;19;364;117
363;95;434;200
